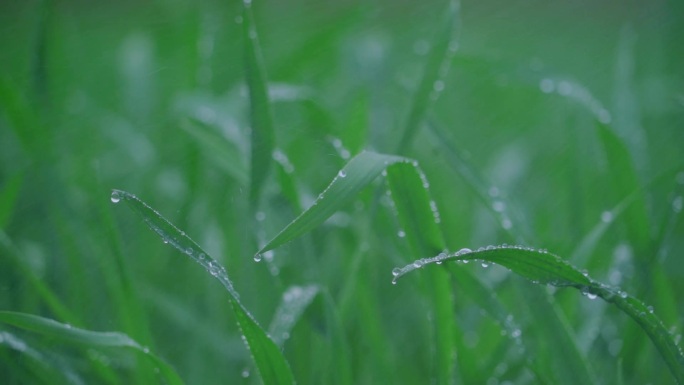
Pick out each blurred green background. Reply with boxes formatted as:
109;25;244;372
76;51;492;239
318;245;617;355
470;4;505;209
1;0;683;384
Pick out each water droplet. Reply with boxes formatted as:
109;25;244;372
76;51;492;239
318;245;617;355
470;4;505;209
586;293;597;300
647;305;654;313
492;201;505;212
676;172;684;185
481;262;490;268
338;170;347;178
241;369;250;378
501;218;513;229
254;253;262;262
455;248;472;256
511;329;522;338
235;15;243;24
110;191;121;203
672;196;683;213
391;267;401;277
198;253;205;260
413;260;424;268
143;346;150;354
433;80;445;92
539;78;554;93
597;109;612;124
601;211;613;223
255;211;266;221
397;230;406;238
186;247;194;255
557;80;572;96
208;261;219;276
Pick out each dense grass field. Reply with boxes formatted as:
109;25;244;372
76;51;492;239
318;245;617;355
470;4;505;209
1;0;683;384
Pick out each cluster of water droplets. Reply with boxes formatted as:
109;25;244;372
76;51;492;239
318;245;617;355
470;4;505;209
538;77;612;124
391;247;473;284
272;149;295;174
330;137;351;160
269;285;319;346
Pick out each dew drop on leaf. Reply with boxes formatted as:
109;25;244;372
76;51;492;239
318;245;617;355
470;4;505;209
110;191;121;203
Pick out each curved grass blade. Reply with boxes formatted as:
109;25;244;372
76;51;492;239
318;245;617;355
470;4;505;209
0;311;185;385
0;230;79;325
111;189;295;385
268;285;318;347
256;151;408;257
392;246;684;384
243;0;275;209
385;162;455;385
179;118;248;184
596;122;650;257
0;329;87;385
396;0;460;154
427;119;528;243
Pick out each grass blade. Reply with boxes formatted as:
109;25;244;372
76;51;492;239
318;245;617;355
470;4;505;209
393;246;684;384
385;162;455;384
268;285;318;347
397;0;459;154
111;189;295;385
243;0;275;209
0;173;22;230
256;151;408;257
0;310;185;385
179;118;248;184
596;122;650;256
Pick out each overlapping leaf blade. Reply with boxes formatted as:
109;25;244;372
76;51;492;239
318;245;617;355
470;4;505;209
393;246;684;383
243;0;275;209
256;151;408;256
111;190;295;385
0;311;185;385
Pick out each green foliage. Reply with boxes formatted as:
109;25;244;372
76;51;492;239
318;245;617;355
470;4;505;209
1;0;683;384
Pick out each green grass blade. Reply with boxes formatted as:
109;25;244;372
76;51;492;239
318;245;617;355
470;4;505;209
428;119;528;243
393;246;684;384
0;311;185;385
111;189;295;385
256;151;408;256
596;123;651;254
0;173;22;230
243;0;275;209
179;118;248;184
268;285;318;347
0;230;79;325
397;0;459;154
385;162;455;384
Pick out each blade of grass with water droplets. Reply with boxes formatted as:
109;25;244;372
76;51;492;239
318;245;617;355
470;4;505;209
111;189;295;385
427;119;528;243
393;246;684;384
397;0;459;154
243;0;275;209
596;122;650;258
426;119;597;383
385;162;455;385
256;151;408;256
0;311;185;385
268;285;318;347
